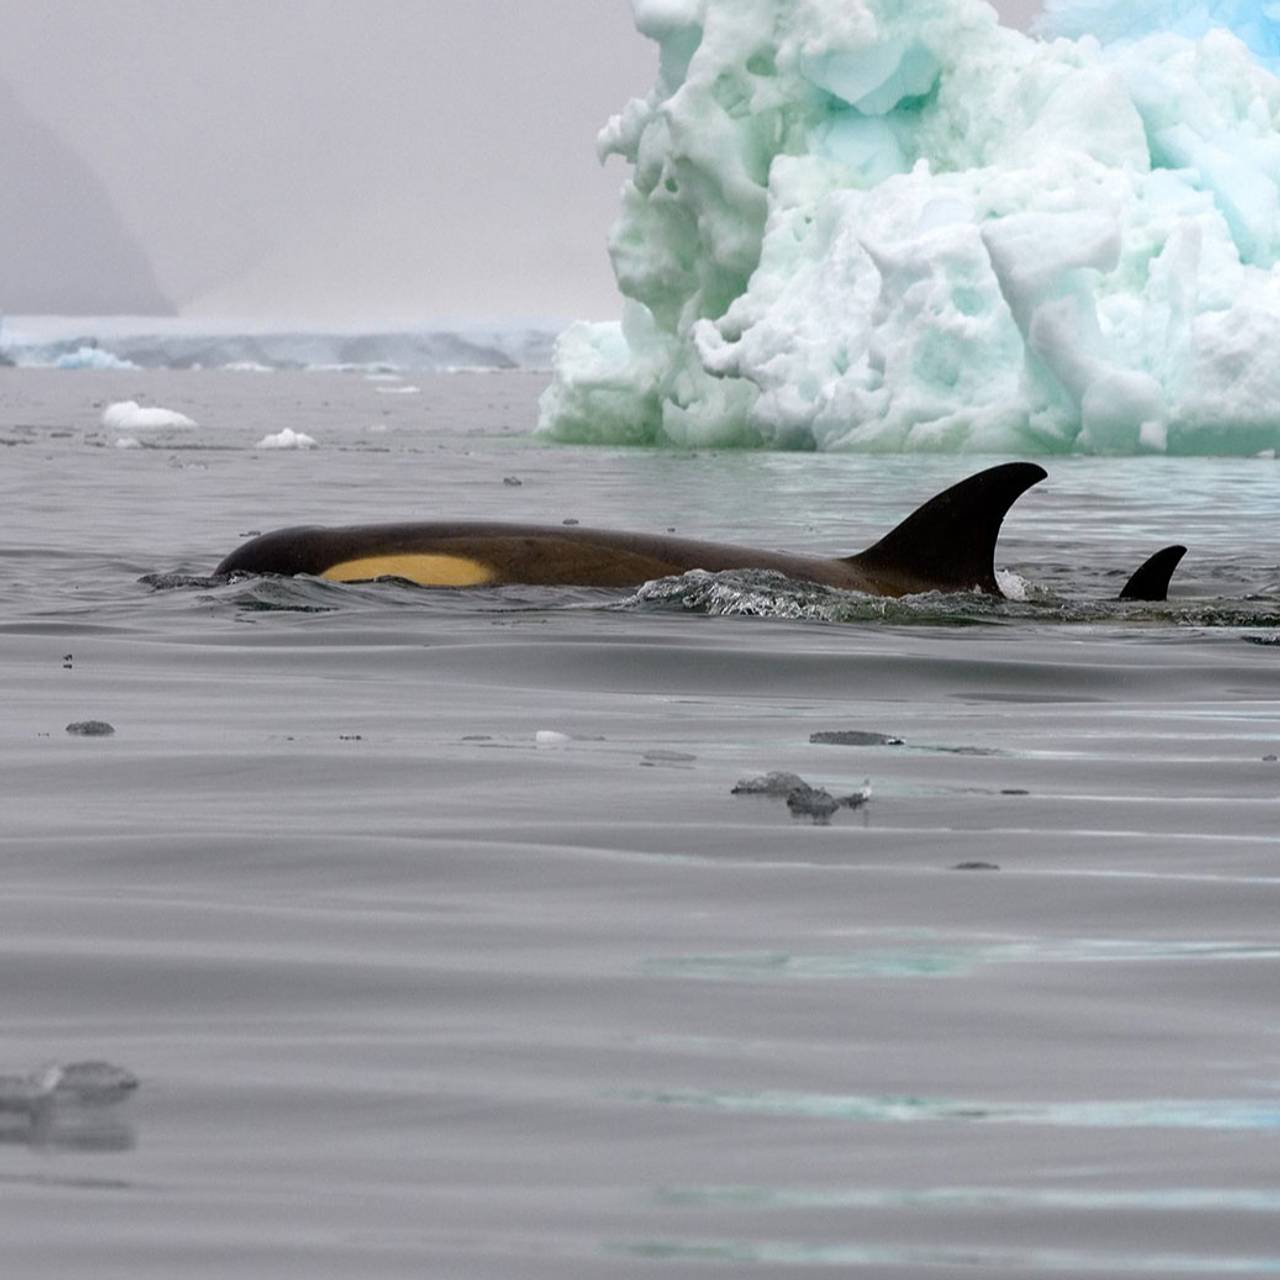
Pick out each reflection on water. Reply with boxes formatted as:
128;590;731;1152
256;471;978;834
645;939;1280;982
610;1237;1280;1273
655;1184;1280;1211
629;1088;1280;1130
0;1114;136;1154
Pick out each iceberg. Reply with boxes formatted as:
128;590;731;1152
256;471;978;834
539;0;1280;454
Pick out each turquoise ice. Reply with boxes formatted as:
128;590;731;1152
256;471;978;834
1041;0;1280;67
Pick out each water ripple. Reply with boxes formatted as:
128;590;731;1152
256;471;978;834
644;939;1280;982
627;1088;1280;1131
609;1237;1280;1273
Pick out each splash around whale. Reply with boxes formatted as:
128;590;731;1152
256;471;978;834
213;462;1182;601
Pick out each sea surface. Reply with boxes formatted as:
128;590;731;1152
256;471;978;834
1;367;1278;1278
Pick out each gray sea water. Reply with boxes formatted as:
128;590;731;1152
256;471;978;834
2;367;1279;1278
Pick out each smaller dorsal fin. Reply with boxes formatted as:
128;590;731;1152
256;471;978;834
1119;545;1186;602
846;462;1047;596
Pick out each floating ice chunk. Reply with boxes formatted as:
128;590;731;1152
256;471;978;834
222;361;273;373
0;1060;138;1115
732;771;812;796
256;428;317;450
54;346;137;371
376;384;421;395
810;730;904;746
65;720;115;737
535;730;572;746
114;436;142;450
101;400;196;431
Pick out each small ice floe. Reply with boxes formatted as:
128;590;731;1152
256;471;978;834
810;730;904;747
222;361;273;373
787;786;840;822
65;720;115;737
0;1060;138;1117
114;436;142;450
101;400;197;431
535;730;572;747
843;779;873;809
256;428;318;450
733;772;872;825
376;384;421;395
732;771;810;797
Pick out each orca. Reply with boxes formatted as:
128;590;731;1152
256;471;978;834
1119;545;1187;603
215;462;1047;597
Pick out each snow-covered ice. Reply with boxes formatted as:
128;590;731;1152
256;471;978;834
101;401;197;431
256;428;318;450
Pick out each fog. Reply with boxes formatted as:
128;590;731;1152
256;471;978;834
0;0;1041;324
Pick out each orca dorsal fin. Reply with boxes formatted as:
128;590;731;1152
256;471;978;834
846;462;1047;596
1119;545;1186;602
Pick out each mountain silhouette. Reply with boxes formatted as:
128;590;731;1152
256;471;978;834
0;78;172;315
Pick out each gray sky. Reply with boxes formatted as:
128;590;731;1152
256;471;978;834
0;0;1041;324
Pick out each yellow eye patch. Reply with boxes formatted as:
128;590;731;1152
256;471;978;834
323;554;495;587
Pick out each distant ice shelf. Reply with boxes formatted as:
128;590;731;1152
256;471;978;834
538;0;1280;455
0;317;560;374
